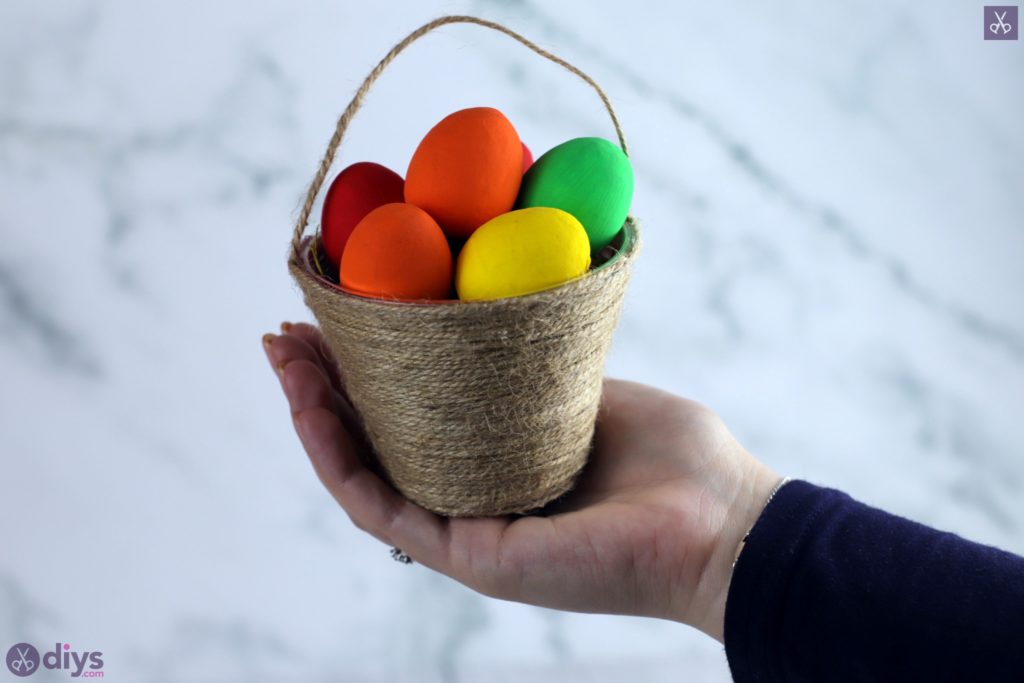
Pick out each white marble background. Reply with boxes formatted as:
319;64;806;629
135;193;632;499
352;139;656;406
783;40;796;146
1;0;1021;681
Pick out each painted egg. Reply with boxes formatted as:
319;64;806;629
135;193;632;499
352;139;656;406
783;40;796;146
521;141;534;173
339;203;452;300
321;162;405;267
456;207;591;301
515;137;633;252
405;107;523;239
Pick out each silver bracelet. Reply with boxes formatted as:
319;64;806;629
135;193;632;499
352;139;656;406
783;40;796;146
732;476;792;569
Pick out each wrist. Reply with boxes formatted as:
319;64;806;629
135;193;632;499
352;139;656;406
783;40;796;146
686;453;783;642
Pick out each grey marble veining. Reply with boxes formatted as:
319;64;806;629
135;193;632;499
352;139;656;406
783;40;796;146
1;1;1021;681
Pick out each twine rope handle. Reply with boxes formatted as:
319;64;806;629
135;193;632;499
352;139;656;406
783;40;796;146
290;14;630;261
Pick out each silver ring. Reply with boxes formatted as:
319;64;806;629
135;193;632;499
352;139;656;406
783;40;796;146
390;546;413;564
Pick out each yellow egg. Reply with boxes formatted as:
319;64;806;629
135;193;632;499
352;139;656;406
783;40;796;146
456;207;591;301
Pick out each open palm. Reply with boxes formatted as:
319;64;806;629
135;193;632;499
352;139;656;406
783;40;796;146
264;322;778;641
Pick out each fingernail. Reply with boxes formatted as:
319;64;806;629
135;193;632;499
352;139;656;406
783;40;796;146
281;321;293;333
276;360;288;377
262;333;276;347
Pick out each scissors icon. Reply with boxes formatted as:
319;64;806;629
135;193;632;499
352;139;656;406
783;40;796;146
10;646;35;673
990;10;1012;35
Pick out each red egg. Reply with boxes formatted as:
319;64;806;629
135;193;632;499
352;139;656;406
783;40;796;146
405;107;523;239
321;162;405;267
522;141;534;173
339;203;453;300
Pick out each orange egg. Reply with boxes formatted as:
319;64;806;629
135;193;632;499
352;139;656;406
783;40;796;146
339;203;453;300
405;107;523;239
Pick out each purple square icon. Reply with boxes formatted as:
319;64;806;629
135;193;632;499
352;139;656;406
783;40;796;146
985;6;1018;39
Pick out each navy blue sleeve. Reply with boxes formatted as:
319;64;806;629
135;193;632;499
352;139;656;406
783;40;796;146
724;479;1024;682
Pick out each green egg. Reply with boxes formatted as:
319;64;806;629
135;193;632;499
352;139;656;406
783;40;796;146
515;137;633;251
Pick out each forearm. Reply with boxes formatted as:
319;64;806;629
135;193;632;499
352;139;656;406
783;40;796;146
722;479;1024;681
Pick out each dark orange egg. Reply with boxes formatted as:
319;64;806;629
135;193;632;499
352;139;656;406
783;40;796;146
339;203;453;300
320;162;405;267
404;107;522;239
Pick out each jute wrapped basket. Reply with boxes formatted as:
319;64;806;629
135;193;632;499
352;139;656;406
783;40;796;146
288;15;641;517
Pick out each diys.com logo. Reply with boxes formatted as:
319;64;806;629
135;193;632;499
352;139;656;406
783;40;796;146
5;642;104;678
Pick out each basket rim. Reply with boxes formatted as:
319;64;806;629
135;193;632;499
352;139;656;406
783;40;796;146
289;215;640;308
